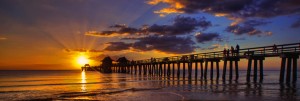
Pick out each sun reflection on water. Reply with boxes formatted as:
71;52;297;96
81;71;87;92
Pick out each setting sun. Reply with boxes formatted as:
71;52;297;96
77;55;89;66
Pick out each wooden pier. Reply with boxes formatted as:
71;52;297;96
111;43;300;84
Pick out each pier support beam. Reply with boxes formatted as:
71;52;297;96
280;58;286;83
235;60;239;80
177;62;180;79
167;63;171;76
293;58;298;83
163;63;166;77
210;61;214;80
246;56;264;83
216;61;220;80
188;62;192;81
204;61;208;80
229;60;233;81
259;59;263;82
247;59;252;82
253;59;258;82
172;63;175;78
223;57;240;82
222;60;227;81
183;62;186;79
280;53;299;84
286;58;292;83
200;61;204;80
195;62;198;80
159;63;163;76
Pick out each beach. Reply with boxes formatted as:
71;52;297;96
0;70;299;101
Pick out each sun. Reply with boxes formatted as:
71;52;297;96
77;55;89;66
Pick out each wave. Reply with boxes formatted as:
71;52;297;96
0;80;163;88
58;87;162;98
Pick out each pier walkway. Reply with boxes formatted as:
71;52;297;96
111;42;300;84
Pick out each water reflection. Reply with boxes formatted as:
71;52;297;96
81;71;86;92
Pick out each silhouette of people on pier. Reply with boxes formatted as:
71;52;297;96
236;44;240;56
231;46;234;56
223;48;227;57
227;49;230;57
273;44;278;53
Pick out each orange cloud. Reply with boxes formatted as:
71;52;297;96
0;37;7;40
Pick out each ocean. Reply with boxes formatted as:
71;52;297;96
0;70;299;101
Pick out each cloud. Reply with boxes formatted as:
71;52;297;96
103;42;132;51
86;16;212;37
243;20;271;26
102;35;196;54
63;48;102;53
200;44;221;50
194;32;221;43
291;18;300;28
225;19;272;36
147;16;212;35
0;37;7;40
133;35;195;54
234;37;246;40
226;24;273;36
85;24;143;37
148;0;300;19
226;25;257;35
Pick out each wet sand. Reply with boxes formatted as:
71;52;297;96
0;70;299;101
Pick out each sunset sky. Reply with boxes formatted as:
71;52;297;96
0;0;299;70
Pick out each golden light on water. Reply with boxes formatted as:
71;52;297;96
81;71;87;92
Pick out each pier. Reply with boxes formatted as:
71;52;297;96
110;43;300;84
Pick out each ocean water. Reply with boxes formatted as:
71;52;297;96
0;70;299;101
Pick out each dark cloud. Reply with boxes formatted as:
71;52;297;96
291;18;300;28
225;19;273;36
85;31;117;37
148;16;211;35
133;35;195;54
243;20;271;26
109;24;127;28
194;32;220;43
148;0;300;19
104;42;132;51
63;48;102;53
200;44;221;50
226;25;258;36
226;25;274;36
87;16;211;37
85;25;140;37
234;37;247;40
102;35;196;54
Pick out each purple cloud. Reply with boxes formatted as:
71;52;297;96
148;0;300;19
133;35;195;54
194;32;220;43
104;42;132;51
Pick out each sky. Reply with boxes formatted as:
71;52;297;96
0;0;299;70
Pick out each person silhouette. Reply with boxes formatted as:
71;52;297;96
273;44;277;53
236;44;240;56
223;48;227;57
231;46;234;56
227;49;230;57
